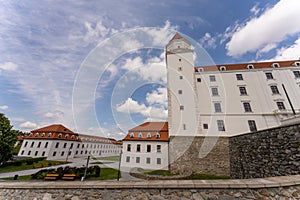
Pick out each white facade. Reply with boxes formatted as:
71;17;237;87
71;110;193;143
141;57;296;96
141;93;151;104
166;34;300;137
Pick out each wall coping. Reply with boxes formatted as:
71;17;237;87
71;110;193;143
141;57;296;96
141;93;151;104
0;175;299;189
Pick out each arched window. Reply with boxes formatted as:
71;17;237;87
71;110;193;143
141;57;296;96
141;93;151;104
48;133;52;137
138;133;143;138
42;133;45;137
147;132;151;138
156;132;161;139
65;134;69;139
35;133;39;137
130;133;134;138
58;133;62;138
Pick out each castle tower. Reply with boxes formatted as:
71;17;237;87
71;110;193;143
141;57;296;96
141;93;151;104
166;33;199;137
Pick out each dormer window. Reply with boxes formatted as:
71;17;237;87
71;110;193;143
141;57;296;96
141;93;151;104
272;63;280;68
198;68;203;72
29;133;33;137
42;133;45;137
48;133;52;137
71;135;75;139
65;134;69;139
35;133;39;137
156;132;160;139
294;61;300;66
138;133;142;138
58;133;62;138
247;64;254;69
220;66;226;71
130;133;134;138
147;132;151;138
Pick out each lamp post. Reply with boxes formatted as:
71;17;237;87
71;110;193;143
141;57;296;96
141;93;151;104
117;150;122;181
81;155;90;181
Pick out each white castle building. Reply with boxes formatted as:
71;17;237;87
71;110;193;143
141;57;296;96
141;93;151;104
166;33;300;137
18;124;122;161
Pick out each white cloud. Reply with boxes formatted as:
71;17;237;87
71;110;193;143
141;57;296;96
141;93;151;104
226;0;300;57
0;62;18;71
19;121;38;129
116;98;147;113
146;87;167;107
271;37;300;60
199;33;217;49
0;105;8;110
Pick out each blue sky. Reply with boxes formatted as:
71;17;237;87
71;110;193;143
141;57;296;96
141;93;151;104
0;0;300;139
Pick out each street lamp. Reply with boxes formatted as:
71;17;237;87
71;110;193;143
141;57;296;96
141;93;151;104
117;150;122;181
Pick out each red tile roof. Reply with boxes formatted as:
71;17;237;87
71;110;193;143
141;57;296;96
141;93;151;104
123;122;168;142
198;60;300;72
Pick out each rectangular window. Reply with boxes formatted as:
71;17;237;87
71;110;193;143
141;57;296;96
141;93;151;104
243;102;252;112
197;78;201;82
203;124;208;129
146;145;151;153
265;72;273;79
127;144;131;152
61;151;64;156
178;90;182;94
209;75;216;82
146;157;150;164
136;144;141;152
157;145;161;153
24;141;28;147
293;71;300;78
217;120;225;131
30;142;35;148
239;87;247;95
211;87;218;96
179;76;183;79
236;74;243;80
248;120;257;132
270;85;279;94
21;150;24;155
28;151;31;156
214;103;222;113
55;142;59;148
70;143;73;149
53;152;56;156
157;158;161;165
35;151;38;156
45;142;48;148
37;142;41;148
63;143;67;148
178;67;182;71
42;151;45;157
126;156;130;163
136;157;140;163
277;102;286;110
180;105;184;110
183;124;186;130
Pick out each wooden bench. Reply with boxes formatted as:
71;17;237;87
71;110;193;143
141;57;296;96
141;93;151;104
61;174;76;181
44;174;59;181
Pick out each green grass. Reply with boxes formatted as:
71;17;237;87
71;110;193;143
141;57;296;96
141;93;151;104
189;174;230;180
87;168;120;180
0;175;32;181
145;170;174;176
0;160;65;173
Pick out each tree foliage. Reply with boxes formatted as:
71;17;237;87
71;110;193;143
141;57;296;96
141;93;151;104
0;113;19;166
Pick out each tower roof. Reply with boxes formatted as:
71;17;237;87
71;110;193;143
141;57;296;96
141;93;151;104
170;33;183;41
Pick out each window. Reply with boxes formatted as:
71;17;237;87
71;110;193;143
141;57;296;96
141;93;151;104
65;134;69;139
179;76;183;80
294;62;300;66
265;72;273;79
293;71;300;78
243;102;252;112
45;142;48;148
178;67;182;71
138;133;142;138
127;144;131;152
180;105;184;110
136;144;141;152
30;142;35;148
214;103;222;113
136;157;140;163
147;133;151;138
63;143;67;148
61;152;64;156
156;133;160;139
48;133;52;137
272;63;280;68
217;120;225;131
236;74;243;80
21;150;24;155
53;152;56;156
55;142;59;148
130;133;134;138
248;120;257;132
146;157;151;164
239;87;247;95
157;145;161;153
37;142;41;148
178;90;182;94
247;64;254;69
42;133;45;137
211;87;219;96
197;78;201;82
277;102;286;110
126;156;130;163
28;151;31;156
35;151;38;156
203;124;208;129
24;141;28;147
146;145;151;153
157;158;162;165
220;66;226;71
42;151;45;157
58;133;62;138
179;58;181;62
270;85;279;94
35;133;39;137
183;124;186;130
70;143;73;149
209;75;216;82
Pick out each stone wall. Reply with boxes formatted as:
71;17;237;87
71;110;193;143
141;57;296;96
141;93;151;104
169;136;230;176
230;123;300;179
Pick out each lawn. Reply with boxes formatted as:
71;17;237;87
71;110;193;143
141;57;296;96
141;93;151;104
0;175;32;181
87;168;120;180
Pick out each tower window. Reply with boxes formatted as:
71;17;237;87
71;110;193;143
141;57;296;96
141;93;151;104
178;67;182;71
214;103;222;113
276;102;285;110
179;58;181;62
270;85;279;94
293;71;300;78
243;102;252;112
179;76;183;79
211;87;219;96
236;74;243;80
178;90;182;94
180;105;184;110
197;78;201;82
183;124;186;130
217;120;225;131
203;124;208;129
265;72;274;79
209;75;216;82
239;87;248;95
248;120;257;132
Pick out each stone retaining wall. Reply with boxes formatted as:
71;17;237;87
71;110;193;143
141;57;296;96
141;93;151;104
230;123;300;179
0;175;300;200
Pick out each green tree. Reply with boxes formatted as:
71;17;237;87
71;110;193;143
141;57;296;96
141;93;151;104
0;113;18;166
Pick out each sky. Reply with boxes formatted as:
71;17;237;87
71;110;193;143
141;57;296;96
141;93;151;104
1;0;300;140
